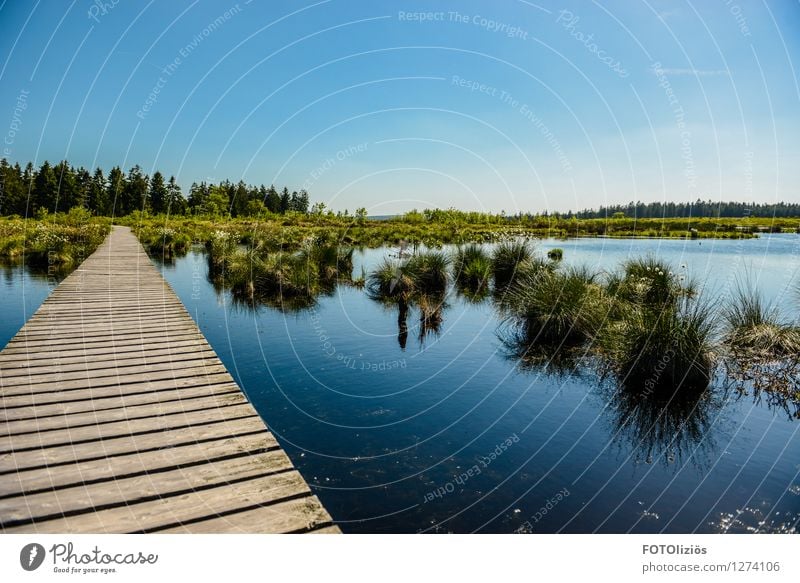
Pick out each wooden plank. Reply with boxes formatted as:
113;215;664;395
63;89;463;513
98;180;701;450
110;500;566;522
0;347;218;372
11;323;201;341
155;496;338;534
1;471;313;533
0;450;296;525
0;403;260;453
0;432;280;497
0;351;220;378
0;363;230;394
1;383;243;421
18;320;194;334
2;330;206;351
0;373;236;408
0;338;207;363
0;416;270;472
1;392;247;435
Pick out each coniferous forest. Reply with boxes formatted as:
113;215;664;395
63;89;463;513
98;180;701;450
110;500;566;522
0;158;309;217
1;158;798;220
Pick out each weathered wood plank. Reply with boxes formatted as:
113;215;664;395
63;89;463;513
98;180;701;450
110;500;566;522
1;471;313;533
155;496;337;534
1;382;243;421
0;338;207;363
0;450;296;525
0;351;220;379
0;373;236;408
0;416;270;472
0;348;218;373
0;363;231;394
0;403;260;453
1;392;248;435
0;432;280;497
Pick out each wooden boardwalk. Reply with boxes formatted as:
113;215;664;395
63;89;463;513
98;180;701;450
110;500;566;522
0;226;339;533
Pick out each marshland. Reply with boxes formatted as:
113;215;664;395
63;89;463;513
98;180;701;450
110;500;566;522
2;210;798;533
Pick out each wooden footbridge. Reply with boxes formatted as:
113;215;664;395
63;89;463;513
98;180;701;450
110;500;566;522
0;226;339;533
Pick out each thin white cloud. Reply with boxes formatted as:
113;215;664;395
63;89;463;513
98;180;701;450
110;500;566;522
658;68;731;77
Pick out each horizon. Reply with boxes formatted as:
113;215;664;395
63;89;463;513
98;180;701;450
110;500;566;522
1;1;798;214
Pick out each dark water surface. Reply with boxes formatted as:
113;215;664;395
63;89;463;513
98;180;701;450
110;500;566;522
2;235;799;533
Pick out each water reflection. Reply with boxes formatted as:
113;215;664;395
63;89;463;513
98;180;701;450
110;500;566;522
0;259;70;285
497;324;588;378
723;355;800;420
602;380;722;467
500;323;722;467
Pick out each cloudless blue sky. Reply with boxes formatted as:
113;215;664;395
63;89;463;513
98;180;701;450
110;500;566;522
1;0;798;213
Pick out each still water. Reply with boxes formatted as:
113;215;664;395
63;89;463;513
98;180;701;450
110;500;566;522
2;235;799;533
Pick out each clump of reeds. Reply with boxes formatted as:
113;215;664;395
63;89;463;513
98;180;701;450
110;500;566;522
721;280;800;417
453;244;492;293
491;240;535;288
366;258;415;304
367;250;451;302
500;265;604;347
596;296;717;391
547;248;564;261
207;232;355;309
367;250;452;346
606;256;694;307
403;251;451;295
141;226;192;258
722;281;800;357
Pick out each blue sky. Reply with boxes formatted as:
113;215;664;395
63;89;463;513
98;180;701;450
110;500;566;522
1;0;798;213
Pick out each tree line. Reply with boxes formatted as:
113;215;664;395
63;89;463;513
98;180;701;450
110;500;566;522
570;199;800;219
0;158;311;217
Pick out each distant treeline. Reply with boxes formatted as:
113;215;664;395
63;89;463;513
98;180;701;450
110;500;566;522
0;158;310;217
3;158;798;221
571;200;800;219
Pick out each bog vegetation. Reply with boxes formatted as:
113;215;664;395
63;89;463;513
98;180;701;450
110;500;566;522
1;158;798;415
194;225;795;416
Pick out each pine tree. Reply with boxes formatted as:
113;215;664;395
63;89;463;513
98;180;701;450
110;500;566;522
279;187;290;213
122;165;149;214
32;161;58;214
165;176;185;215
107;166;125;216
265;185;280;213
88;168;109;215
149;171;167;215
